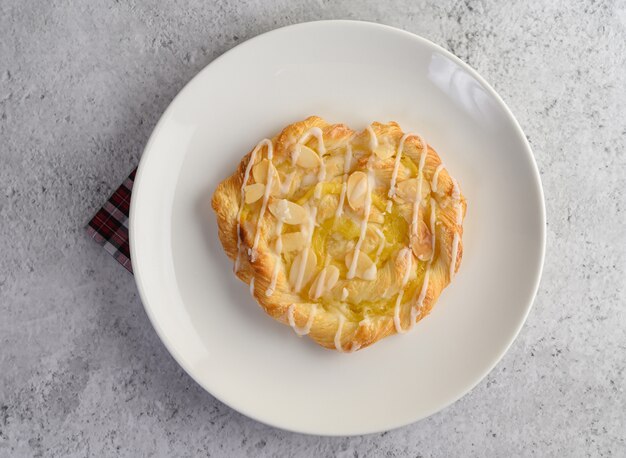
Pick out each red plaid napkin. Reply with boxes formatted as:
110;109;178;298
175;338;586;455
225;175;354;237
86;168;136;273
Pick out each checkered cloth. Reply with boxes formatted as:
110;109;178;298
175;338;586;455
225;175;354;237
86;168;136;273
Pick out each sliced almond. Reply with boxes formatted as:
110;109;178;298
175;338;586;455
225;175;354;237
368;207;385;224
347;171;368;210
282;172;300;196
252;158;268;183
373;142;395;160
289;248;317;290
345;250;377;281
308;265;340;299
411;219;433;261
362;263;377;281
268;199;307;225
269;170;282;195
361;226;380;253
325;265;340;289
252;159;281;194
296;145;321;168
244;183;265;204
396;178;417;202
284;202;308;225
281;232;306;252
396;177;431;202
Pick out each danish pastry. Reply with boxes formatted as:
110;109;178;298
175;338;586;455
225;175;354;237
212;116;466;351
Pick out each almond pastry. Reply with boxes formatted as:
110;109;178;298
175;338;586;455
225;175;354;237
212;116;466;351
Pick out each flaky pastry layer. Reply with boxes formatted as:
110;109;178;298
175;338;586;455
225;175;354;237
212;116;466;351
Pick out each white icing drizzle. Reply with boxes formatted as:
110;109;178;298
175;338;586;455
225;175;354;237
341;287;349;301
335;143;353;220
393;248;413;334
347;147;376;279
298;127;327;199
432;163;444;193
430;199;438;255
334;314;346;351
415;270;430;312
317;158;327;184
315;156;326;200
313;256;331;300
373;226;386;263
249;277;255;296
410;199;438;328
410;134;428;238
451;177;460;201
449;178;462;279
235;139;273;271
298;126;326;155
280;171;295;195
288;303;317;336
251;142;276;260
386;133;418;213
294;206;318;292
265;219;284;296
334;315;361;353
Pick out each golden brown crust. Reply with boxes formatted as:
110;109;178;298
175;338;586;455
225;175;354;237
212;116;466;351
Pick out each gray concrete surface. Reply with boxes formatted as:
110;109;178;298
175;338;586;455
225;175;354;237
1;0;625;456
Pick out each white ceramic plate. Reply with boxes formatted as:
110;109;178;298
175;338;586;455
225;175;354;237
130;20;545;436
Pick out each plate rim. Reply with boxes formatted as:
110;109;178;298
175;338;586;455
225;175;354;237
129;19;546;436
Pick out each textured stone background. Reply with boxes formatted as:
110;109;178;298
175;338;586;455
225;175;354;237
1;0;625;456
